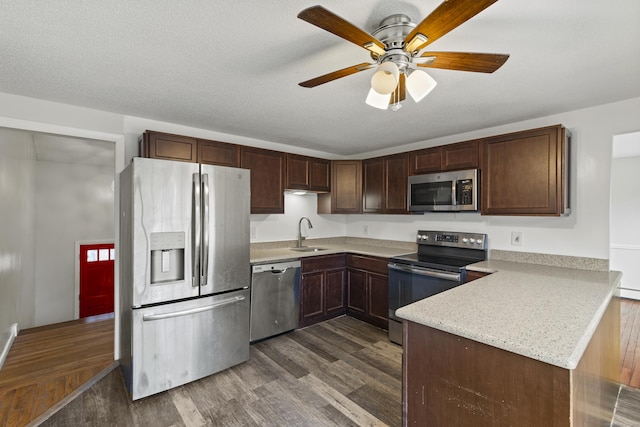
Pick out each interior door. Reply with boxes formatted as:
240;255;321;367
79;243;115;318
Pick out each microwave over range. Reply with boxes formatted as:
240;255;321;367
408;168;479;212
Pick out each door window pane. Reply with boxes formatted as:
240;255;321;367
99;249;109;261
87;250;98;262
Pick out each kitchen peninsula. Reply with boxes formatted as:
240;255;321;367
397;258;621;426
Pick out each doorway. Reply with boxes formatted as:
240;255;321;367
77;241;115;318
0;116;124;360
610;131;640;300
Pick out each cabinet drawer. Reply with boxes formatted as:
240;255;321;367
347;254;388;275
302;254;346;273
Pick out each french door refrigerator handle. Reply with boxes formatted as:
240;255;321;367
192;173;201;288
142;296;246;321
388;263;461;282
201;173;209;287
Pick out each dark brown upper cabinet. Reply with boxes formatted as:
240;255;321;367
139;130;240;167
285;154;331;192
362;153;409;214
409;140;480;175
240;146;286;214
318;160;362;214
140;131;198;163
481;125;570;216
442;140;480;171
198;139;240;167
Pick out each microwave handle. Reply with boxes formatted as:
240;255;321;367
451;180;457;206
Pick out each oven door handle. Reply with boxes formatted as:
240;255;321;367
388;263;461;282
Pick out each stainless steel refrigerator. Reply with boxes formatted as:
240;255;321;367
119;157;250;400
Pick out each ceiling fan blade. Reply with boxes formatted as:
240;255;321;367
299;63;376;88
298;5;386;56
391;73;406;104
405;0;499;53
416;52;509;73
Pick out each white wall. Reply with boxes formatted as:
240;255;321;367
250;193;347;243
34;161;115;326
610;155;640;298
0;128;36;356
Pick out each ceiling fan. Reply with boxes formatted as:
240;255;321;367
297;0;509;110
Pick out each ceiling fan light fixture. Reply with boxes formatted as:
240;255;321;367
370;61;400;95
365;88;391;110
406;69;437;102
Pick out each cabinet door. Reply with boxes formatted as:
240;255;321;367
465;271;490;283
198;139;240;167
409;146;442;175
481;125;568;216
384;153;409;213
346;269;367;316
285;154;310;190
325;269;346;316
367;272;389;328
362;157;384;213
300;271;325;326
240;147;285;214
319;160;362;214
442;140;479;171
309;158;331;192
141;131;197;163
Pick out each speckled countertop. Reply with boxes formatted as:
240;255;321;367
250;236;416;264
396;259;621;370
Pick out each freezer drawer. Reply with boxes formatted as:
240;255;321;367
126;289;250;400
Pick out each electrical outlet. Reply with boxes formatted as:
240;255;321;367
511;231;523;246
363;225;369;236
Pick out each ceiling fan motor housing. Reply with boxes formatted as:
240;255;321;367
371;14;417;70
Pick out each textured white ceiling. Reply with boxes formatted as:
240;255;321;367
1;0;639;156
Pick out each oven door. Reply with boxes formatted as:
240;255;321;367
388;262;463;345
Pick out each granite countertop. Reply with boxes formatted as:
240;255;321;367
250;236;416;264
395;259;621;369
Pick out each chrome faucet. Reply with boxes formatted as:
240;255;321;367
297;217;313;248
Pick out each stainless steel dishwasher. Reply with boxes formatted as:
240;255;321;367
250;259;301;342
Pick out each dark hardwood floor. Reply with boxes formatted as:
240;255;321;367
2;298;640;426
0;313;115;427
41;316;402;426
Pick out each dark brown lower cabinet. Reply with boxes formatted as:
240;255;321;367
346;255;389;329
403;296;620;426
299;254;346;327
464;270;490;283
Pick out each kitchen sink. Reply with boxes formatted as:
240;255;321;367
289;247;328;252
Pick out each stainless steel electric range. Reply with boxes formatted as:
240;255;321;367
388;230;488;345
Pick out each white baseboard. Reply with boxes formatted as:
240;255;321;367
0;323;19;370
619;288;640;301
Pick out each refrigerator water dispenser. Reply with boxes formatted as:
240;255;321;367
150;232;185;284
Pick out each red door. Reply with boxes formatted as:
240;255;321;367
79;243;115;318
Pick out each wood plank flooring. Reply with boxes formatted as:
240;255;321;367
0;313;114;427
41;316;401;426
2;297;640;426
621;298;640;387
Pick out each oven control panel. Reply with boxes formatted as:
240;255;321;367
416;230;487;249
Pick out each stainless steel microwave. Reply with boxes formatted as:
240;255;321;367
408;169;479;212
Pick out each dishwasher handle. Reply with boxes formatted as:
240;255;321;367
388;263;461;282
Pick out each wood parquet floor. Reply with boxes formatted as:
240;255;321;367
3;298;640;426
0;313;115;427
